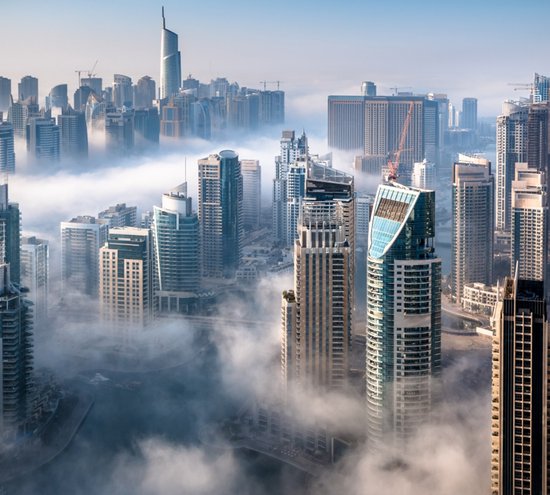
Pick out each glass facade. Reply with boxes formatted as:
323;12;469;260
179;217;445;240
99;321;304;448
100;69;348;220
366;183;441;446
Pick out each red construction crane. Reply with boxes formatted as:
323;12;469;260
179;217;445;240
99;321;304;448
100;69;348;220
387;101;414;182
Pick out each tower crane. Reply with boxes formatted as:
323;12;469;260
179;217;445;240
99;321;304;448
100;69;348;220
387;101;414;182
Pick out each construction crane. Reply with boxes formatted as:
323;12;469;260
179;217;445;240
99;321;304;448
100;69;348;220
75;60;99;88
387;101;414;182
259;80;282;91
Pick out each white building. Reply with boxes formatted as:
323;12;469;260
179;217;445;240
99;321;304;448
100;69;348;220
511;163;547;282
21;236;49;324
462;282;498;316
411;159;436;190
451;155;494;304
61;216;108;297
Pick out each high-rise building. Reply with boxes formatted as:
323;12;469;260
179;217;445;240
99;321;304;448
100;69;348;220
47;84;68;113
0;184;21;285
134;76;156;109
355;193;374;248
281;173;354;391
366;182;441;446
527;102;549;173
411;159;436;189
21;236;49;325
113;74;133;108
99;227;153;333
327;95;364;151
18;76;38;102
0;76;11;114
60;216;108;297
26;117;60;162
0;263;33;435
461;97;477;131
80;77;102;96
510;163;547;282
198;150;243;278
285;158;307;247
152;182;200;312
241;159;261;231
134;108;160;144
496;101;528;232
328;94;439;165
533;72;550;103
160;100;184;138
0;122;15;174
361;81;377;97
8;99;30;138
105;109;134;152
160;7;182;100
73;85;94;112
272;130;308;244
57;107;88;158
259;90;284;125
98;203;137;228
491;276;549;495
451;155;494;304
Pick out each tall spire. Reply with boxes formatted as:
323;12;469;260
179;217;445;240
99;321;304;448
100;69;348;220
162;6;165;29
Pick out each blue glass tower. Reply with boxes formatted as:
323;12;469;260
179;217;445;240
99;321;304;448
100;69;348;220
366;182;441;446
160;7;182;100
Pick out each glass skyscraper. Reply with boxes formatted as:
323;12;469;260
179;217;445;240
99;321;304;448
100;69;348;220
160;7;181;100
366;182;441;446
198;150;243;279
152;182;200;313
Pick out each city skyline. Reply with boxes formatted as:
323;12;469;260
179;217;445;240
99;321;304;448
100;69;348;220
1;1;548;119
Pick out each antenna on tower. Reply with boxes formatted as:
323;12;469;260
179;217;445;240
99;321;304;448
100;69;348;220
162;6;166;28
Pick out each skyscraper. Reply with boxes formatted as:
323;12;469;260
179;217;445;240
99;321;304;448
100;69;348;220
496;101;528;232
510;163;547;282
26;117;60;162
105;109;134;152
259;90;285;125
0;122;15;174
491;276;549;495
533;72;550;103
98;203;137;228
112;74;133;108
61;216;108;297
99;227;153;333
198;150;243;278
160;100;184;138
327;95;364;151
366;183;441;446
327;94;439;165
451;155;494;304
0;184;21;285
134;75;156;109
527;102;549;173
461;97;477;130
21;236;49;325
281;172;354;391
272;130;308;245
160;7;182;100
241;159;261;231
0;263;33;435
80;77;102;97
134;108;160;145
18;76;38;102
411;159;436;189
0;76;11;114
47;84;68;113
57;107;88;158
8;99;30;138
152;182;200;312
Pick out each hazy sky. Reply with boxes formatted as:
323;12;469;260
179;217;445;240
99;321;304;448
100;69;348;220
1;0;549;118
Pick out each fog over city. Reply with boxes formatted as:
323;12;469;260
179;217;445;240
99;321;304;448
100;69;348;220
0;0;548;493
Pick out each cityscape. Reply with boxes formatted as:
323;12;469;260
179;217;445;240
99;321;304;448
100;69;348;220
0;1;549;494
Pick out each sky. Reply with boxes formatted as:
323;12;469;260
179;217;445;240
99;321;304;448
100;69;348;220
1;0;549;119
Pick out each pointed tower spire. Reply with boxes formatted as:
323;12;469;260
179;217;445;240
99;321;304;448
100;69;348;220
162;6;166;28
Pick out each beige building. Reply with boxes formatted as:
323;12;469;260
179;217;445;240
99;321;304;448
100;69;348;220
462;282;499;316
281;170;354;392
99;227;153;337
